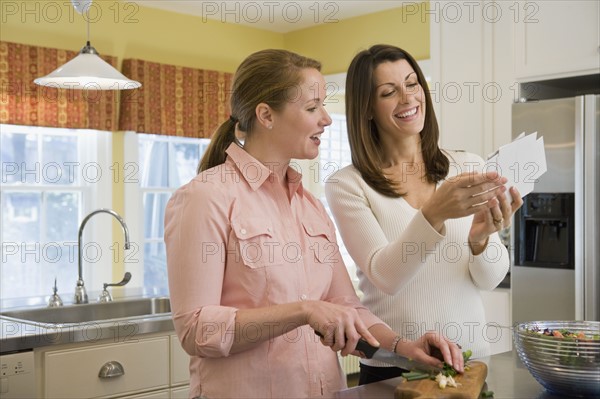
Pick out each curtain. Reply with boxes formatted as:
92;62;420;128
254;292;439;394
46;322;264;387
0;41;117;130
119;59;233;138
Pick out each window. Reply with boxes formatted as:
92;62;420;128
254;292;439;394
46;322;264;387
317;114;359;289
1;124;112;301
126;133;210;293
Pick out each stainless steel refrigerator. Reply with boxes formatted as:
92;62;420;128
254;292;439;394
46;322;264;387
511;95;599;323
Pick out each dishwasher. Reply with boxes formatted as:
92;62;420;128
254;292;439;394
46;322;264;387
0;350;36;398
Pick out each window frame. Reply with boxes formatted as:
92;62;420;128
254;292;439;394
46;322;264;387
124;131;210;293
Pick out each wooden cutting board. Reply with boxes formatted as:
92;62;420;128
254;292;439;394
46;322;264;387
395;361;488;399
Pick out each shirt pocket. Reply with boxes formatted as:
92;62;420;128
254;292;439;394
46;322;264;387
231;219;285;268
302;220;337;266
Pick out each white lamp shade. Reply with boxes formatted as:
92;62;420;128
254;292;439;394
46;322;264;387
34;52;141;90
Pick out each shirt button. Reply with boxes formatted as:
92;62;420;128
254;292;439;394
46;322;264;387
240;228;247;235
307;227;313;233
300;294;307;301
266;227;272;233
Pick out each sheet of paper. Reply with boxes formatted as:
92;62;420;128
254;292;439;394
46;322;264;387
485;132;547;202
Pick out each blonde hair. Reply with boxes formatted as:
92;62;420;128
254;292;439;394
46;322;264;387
198;49;321;173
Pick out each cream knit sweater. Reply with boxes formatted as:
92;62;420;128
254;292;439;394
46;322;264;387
325;150;509;364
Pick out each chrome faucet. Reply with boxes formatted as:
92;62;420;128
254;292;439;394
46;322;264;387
75;209;131;304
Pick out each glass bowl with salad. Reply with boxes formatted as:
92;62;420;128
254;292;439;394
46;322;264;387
514;321;600;397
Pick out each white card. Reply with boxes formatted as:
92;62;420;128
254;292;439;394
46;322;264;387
485;132;547;202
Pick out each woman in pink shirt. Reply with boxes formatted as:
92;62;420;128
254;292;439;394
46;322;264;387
164;49;463;399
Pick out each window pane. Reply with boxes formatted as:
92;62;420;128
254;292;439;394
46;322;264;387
42;134;79;185
139;140;169;188
143;192;171;240
0;244;75;299
1;192;41;243
1;132;39;185
143;241;167;289
45;192;80;242
171;142;200;188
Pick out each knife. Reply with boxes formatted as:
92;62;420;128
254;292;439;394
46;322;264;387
354;338;443;374
314;331;442;374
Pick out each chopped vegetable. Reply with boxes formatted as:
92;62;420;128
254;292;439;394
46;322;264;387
481;390;495;398
435;372;458;389
401;371;430;381
441;362;457;377
526;326;600;341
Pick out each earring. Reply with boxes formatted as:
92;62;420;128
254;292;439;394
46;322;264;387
268;125;273;130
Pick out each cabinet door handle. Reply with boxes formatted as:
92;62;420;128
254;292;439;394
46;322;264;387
98;360;125;379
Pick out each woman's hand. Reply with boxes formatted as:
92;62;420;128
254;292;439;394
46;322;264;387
305;300;380;356
422;171;508;232
396;332;464;373
469;186;523;254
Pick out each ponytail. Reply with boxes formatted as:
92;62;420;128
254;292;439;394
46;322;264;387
197;118;239;173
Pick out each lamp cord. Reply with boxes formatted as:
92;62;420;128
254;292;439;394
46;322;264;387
86;6;90;44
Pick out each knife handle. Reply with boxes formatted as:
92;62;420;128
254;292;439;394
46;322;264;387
313;330;378;359
355;338;378;359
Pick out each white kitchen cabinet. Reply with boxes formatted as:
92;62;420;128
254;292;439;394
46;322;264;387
430;0;516;157
125;389;170;399
169;334;189;387
34;331;190;399
41;336;169;399
481;288;512;355
431;0;599;157
170;386;191;399
514;0;600;81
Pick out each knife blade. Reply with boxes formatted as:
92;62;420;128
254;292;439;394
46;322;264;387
354;338;443;374
314;330;442;374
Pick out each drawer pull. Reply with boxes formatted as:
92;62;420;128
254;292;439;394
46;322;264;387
98;360;125;379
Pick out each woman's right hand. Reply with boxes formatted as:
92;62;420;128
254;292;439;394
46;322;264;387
396;332;464;373
421;171;508;232
305;300;380;356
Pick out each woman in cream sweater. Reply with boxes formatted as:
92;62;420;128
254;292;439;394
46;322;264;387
325;44;523;385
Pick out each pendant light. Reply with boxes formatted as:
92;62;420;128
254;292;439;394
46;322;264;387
34;0;140;90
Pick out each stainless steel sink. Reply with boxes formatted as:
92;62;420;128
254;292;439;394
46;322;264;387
0;297;171;324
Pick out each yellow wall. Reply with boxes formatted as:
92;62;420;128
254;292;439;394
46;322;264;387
1;1;429;72
0;1;285;72
286;3;430;74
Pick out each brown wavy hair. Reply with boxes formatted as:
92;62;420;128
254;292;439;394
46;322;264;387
345;44;449;197
198;49;321;173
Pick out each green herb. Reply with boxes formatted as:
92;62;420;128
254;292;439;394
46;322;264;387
463;349;473;363
441;350;472;377
481;390;494;398
441;362;457;377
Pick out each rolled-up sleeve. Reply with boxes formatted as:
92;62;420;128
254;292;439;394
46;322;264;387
164;180;237;358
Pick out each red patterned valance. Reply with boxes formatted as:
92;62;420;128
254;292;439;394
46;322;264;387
119;59;232;138
0;41;117;130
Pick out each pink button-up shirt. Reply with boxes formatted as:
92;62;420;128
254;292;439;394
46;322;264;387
165;144;383;399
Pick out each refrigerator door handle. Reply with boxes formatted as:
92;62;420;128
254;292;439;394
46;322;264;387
582;95;599;321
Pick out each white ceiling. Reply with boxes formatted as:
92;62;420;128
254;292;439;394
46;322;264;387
132;1;406;33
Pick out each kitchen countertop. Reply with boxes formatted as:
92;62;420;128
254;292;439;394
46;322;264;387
336;350;565;399
0;291;174;354
0;313;174;353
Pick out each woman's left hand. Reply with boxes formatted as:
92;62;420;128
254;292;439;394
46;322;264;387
396;332;464;373
469;186;523;252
